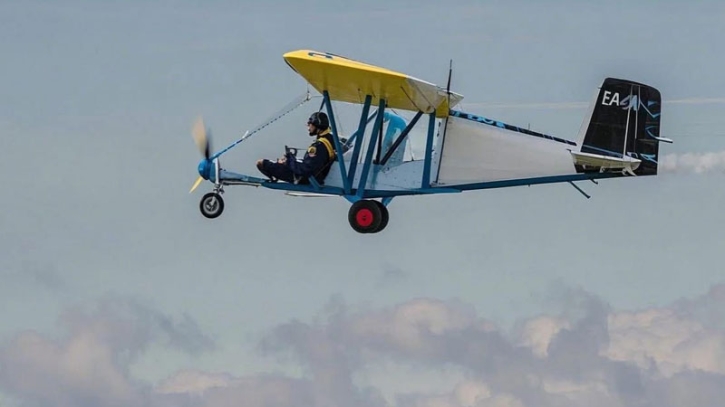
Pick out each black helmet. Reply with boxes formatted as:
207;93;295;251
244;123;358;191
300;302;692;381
307;111;329;130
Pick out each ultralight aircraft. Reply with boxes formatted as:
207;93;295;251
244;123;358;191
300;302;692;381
189;49;673;233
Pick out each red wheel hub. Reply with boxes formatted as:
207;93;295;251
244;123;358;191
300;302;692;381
355;208;374;227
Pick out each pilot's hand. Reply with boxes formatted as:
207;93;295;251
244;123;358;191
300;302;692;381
277;156;287;164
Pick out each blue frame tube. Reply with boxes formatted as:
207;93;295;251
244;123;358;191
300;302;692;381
421;112;436;188
323;91;351;194
357;98;386;197
347;95;373;186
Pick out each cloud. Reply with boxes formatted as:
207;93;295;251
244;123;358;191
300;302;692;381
605;308;725;376
0;329;142;407
155;370;316;407
659;151;725;174
517;316;571;358
664;97;725;105
4;286;725;407
55;296;216;358
256;285;725;407
155;369;239;395
0;296;215;407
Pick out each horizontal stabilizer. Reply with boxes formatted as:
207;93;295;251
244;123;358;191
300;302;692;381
570;151;641;174
651;136;673;143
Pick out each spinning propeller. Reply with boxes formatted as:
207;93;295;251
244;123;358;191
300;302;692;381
189;116;213;193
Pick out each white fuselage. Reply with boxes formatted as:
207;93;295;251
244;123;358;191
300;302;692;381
322;112;581;192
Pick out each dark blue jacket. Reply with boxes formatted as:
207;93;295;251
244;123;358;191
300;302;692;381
285;129;336;183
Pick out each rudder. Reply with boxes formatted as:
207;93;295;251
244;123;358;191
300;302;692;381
577;78;663;175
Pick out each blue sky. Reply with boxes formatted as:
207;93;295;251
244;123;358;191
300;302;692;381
2;1;725;406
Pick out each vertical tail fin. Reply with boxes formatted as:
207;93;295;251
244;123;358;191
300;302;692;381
576;78;668;176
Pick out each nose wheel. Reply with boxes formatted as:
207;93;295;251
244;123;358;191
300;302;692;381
348;200;389;233
200;191;224;219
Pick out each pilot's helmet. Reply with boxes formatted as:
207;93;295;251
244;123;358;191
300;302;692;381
307;111;329;130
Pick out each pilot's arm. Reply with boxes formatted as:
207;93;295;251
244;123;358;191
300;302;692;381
286;141;329;176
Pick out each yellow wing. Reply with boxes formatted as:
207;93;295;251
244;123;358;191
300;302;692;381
283;50;463;117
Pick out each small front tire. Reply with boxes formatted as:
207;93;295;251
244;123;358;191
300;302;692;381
200;192;224;219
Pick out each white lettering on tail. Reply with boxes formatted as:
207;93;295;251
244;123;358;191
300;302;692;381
602;90;621;106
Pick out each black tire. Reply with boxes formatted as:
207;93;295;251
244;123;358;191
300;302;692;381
348;200;382;233
373;201;389;232
200;192;224;219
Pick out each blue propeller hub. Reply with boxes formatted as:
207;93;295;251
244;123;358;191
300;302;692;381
198;159;213;180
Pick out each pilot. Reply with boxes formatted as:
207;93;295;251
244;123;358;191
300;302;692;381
256;111;337;185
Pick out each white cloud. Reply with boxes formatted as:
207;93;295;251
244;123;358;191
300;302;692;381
604;308;725;377
517;316;571;358
660;151;725;174
395;380;525;407
0;297;215;407
155;369;239;395
454;380;493;406
349;298;496;355
4;286;725;407
0;330;140;407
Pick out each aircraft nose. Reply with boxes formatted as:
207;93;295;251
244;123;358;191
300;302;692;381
198;159;212;180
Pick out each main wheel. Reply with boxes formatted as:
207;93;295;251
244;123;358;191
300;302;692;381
373;201;389;232
200;192;224;219
348;200;382;233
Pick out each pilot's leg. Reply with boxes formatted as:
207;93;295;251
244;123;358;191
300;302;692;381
256;159;295;183
256;159;276;181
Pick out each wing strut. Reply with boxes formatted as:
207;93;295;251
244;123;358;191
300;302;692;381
432;59;453;184
211;90;313;160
